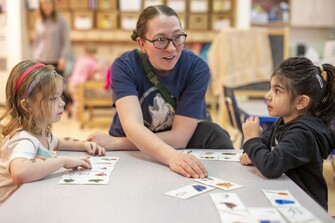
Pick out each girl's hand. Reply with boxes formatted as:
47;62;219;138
83;141;105;156
242;116;263;141
61;156;92;170
168;153;208;179
239;153;253;166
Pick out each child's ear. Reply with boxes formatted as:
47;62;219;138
296;95;310;111
20;99;31;112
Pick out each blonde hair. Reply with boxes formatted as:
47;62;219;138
0;60;63;138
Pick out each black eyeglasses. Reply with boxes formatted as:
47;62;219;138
142;33;187;50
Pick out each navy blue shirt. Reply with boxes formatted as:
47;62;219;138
109;49;210;136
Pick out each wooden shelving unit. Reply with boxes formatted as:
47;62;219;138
29;29;220;43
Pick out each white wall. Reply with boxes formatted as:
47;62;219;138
235;0;251;29
0;0;30;104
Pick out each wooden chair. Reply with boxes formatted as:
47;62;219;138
78;80;114;128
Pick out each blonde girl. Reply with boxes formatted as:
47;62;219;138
0;60;105;203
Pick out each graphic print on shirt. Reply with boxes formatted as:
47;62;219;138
148;93;175;132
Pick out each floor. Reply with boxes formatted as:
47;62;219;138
1;107;334;216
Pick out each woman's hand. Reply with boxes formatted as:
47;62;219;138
168;153;208;178
83;141;105;156
239;153;253;166
242;116;263;141
87;132;113;149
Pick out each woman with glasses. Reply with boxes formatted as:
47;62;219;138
88;5;233;178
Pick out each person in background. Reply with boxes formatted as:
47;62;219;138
239;57;335;210
32;0;72;76
0;60;105;203
32;0;73;109
68;43;100;119
88;5;233;179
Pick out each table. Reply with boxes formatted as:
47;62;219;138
1;150;334;223
238;99;278;125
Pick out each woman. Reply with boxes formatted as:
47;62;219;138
32;0;72;76
89;5;233;178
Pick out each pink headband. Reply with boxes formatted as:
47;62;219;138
15;63;45;92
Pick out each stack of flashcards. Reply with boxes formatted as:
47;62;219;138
181;149;242;161
58;156;119;185
263;190;320;223
165;176;242;200
210;193;287;223
210;190;321;223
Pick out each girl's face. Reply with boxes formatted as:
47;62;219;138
31;81;65;127
138;15;184;74
40;0;54;17
264;76;301;123
48;81;65;124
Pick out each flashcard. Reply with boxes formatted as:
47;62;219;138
62;169;112;178
263;190;301;207
277;206;320;223
89;156;119;166
165;183;215;200
210;193;246;211
58;156;119;185
217;210;251;223
248;207;287;223
59;175;110;185
218;151;242;162
199;151;220;160
182;149;202;159
194;176;243;191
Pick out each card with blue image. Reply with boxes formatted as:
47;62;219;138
165;183;215;199
263;190;301;207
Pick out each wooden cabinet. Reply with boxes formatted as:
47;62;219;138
290;0;335;28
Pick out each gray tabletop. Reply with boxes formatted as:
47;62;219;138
1;150;334;223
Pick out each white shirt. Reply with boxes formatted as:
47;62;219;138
0;130;58;203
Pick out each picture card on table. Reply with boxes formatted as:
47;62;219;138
248;207;287;223
58;156;119;185
165;183;215;200
181;149;242;162
217;210;251;223
218;151;242;162
277;206;320;223
210;193;246;211
263;190;301;207
194;176;243;191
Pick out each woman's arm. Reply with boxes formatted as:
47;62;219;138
114;96;207;178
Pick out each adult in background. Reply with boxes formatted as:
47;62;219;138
88;5;233;178
32;0;73;107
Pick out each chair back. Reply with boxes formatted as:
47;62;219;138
223;86;243;133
